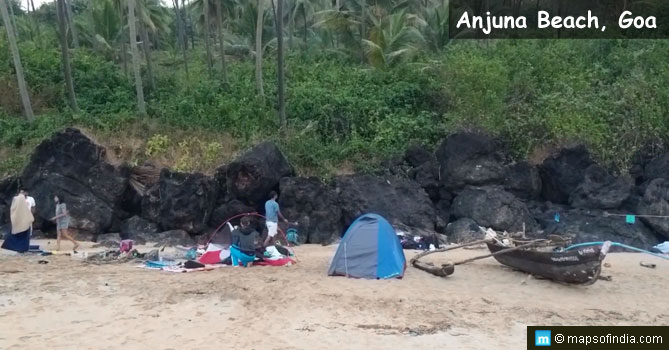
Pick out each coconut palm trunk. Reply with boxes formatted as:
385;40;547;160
287;2;293;50
185;0;195;49
138;4;155;92
360;0;365;63
276;0;286;127
203;0;214;76
302;5;307;46
255;0;264;100
64;0;80;48
0;0;34;121
119;1;129;77
127;0;146;115
215;0;228;85
29;0;41;40
56;0;78;112
6;0;17;38
172;0;189;78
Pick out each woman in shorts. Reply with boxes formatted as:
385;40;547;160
51;195;79;252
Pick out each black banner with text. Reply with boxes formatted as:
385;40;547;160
527;326;668;349
449;0;669;39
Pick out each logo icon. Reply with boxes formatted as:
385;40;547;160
535;330;551;346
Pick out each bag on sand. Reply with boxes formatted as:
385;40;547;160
286;228;299;245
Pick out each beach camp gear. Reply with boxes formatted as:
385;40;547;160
286;228;299;245
328;213;406;279
208;212;293;247
120;240;134;253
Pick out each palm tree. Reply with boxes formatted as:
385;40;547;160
127;0;146;114
276;0;286;127
185;0;195;49
362;9;426;68
29;0;40;41
255;0;264;100
203;0;214;75
215;0;228;84
64;0;80;48
360;0;365;62
5;0;17;39
56;0;79;112
421;1;449;52
28;0;42;39
137;2;155;91
172;0;189;77
0;0;33;121
291;0;318;48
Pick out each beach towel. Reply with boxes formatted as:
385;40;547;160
255;257;295;266
144;260;177;268
199;250;221;264
1;228;30;253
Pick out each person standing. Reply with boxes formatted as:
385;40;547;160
50;195;79;252
263;191;289;247
21;190;35;236
23;190;35;214
1;192;34;253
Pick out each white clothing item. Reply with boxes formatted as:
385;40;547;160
26;196;35;210
266;221;278;237
264;246;283;260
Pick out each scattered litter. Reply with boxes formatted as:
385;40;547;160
120;240;134;253
604;263;612;268
37;260;48;264
599;275;613;282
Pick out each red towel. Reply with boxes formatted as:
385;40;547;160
199;250;222;264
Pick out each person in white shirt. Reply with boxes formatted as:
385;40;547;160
20;190;35;235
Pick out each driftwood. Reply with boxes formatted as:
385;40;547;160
410;238;549;278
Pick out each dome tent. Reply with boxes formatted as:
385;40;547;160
328;213;406;279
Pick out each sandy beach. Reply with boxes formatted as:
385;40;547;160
1;240;668;350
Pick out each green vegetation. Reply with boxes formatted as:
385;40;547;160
1;1;668;178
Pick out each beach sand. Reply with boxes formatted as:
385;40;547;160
1;239;667;349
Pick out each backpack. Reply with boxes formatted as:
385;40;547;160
286;228;299;245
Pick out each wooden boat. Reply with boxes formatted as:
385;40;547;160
486;240;610;285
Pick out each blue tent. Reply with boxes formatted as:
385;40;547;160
328;214;406;279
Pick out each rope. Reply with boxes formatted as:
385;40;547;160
603;211;669;219
563;241;669;260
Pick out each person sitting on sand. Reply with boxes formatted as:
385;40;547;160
264;191;289;247
1;191;34;253
50;195;79;252
230;216;259;267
